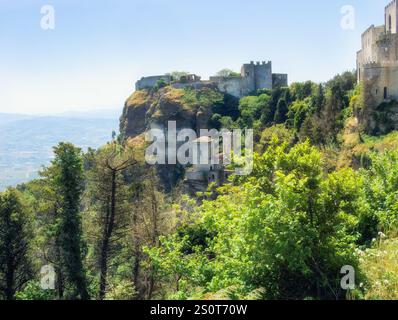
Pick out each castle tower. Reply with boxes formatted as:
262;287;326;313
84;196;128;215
241;61;273;92
357;1;398;109
385;0;398;34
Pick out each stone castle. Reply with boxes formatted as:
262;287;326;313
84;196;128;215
357;0;398;106
136;61;288;98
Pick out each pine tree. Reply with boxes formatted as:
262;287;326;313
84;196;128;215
0;189;33;300
314;83;325;114
86;142;138;300
274;99;288;123
52;142;89;300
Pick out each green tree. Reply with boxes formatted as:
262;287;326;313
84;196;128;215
238;93;270;128
314;83;325;113
216;69;240;77
358;149;398;244
52;142;89;300
85;142;138;299
156;79;167;89
147;141;363;300
273;98;288;123
25;173;65;299
290;81;316;101
0;189;33;300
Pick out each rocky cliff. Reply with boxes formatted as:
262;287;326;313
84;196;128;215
357;100;398;135
120;85;225;140
119;85;227;191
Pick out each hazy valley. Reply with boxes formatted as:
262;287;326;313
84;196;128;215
0;111;119;190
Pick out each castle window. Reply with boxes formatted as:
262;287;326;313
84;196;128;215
389;15;392;32
384;87;388;99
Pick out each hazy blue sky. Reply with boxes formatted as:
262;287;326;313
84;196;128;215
0;0;388;114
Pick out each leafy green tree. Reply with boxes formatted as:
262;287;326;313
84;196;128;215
287;98;312;130
316;71;356;143
358;149;398;244
273;99;288;123
209;113;222;130
15;281;53;300
52;142;89;300
156;79;167;89
216;69;240;77
238;94;270;128
219;116;235;129
290;81;316;101
263;87;290;125
0;189;33;300
26;162;72;299
314;83;325;113
147;141;363;300
299;115;326;145
258;125;295;152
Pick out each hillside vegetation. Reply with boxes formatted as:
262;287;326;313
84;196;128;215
1;71;398;300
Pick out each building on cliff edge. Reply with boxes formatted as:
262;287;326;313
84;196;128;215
135;61;288;98
357;0;398;106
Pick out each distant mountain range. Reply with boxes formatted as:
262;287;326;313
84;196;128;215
0;110;120;191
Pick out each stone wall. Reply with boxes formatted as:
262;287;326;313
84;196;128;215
375;33;398;62
357;1;398;107
361;32;398;106
171;81;215;90
135;75;172;90
385;0;398;34
272;73;288;88
135;61;286;98
209;76;247;97
363;63;389;106
211;61;276;97
360;25;385;65
365;62;398;103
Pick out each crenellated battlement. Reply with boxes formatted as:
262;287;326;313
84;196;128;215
248;60;271;66
386;0;397;9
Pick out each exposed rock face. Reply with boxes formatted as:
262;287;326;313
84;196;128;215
119;85;225;191
120;86;222;139
120;91;150;138
357;100;398;135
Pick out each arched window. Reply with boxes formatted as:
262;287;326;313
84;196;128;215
384;87;388;99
